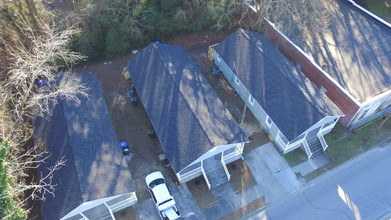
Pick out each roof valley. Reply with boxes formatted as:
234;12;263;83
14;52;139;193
59;93;88;199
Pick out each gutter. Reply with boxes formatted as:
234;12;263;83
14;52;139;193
347;0;391;29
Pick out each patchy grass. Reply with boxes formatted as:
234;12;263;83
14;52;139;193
244;132;270;154
326;117;391;164
304;116;391;181
324;123;347;143
114;207;137;220
283;148;307;167
357;0;391;22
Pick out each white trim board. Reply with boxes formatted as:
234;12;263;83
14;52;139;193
347;0;391;29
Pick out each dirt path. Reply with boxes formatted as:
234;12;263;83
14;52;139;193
76;55;171;201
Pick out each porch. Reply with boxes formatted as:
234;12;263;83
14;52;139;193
178;144;244;189
276;116;340;158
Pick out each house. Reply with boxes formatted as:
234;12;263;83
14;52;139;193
126;43;248;189
262;0;391;130
34;73;137;220
211;29;343;158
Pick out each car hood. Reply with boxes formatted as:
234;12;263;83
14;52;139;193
145;171;164;185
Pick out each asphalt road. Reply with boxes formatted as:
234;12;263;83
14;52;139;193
246;141;391;220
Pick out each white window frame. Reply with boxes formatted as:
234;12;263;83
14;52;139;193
235;76;240;85
266;116;272;128
248;94;255;105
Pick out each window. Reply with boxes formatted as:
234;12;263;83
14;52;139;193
248;94;255;105
216;54;221;62
235;76;240;85
266;116;272;128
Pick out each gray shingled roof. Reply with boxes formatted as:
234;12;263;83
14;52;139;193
214;29;342;141
280;0;391;102
35;73;134;220
127;43;248;173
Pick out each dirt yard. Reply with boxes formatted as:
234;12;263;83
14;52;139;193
75;54;176;201
74;30;269;208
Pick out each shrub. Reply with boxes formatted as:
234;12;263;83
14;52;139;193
0;144;27;220
72;0;242;61
105;25;131;57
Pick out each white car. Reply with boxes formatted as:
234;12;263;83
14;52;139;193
145;171;181;220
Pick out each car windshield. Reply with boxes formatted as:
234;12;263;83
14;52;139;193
159;199;171;206
149;178;165;188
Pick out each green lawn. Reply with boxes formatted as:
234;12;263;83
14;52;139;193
360;0;391;22
325;116;391;165
283;148;307;167
304;116;391;181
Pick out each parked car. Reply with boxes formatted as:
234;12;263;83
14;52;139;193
145;171;181;220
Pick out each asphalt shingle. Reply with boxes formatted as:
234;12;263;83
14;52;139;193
127;43;248;173
280;0;391;102
214;29;341;141
35;72;134;220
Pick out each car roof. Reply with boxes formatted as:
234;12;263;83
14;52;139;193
151;184;172;205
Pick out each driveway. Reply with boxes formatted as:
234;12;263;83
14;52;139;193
244;142;305;204
131;142;305;219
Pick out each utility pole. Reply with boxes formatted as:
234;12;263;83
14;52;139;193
240;90;250;125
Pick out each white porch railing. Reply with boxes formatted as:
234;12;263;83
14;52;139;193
276;131;290;152
178;167;202;182
223;150;241;161
317;117;340;151
201;160;211;189
317;124;328;151
109;192;138;212
320;121;335;134
319;134;328;151
223;145;243;162
303;140;312;159
221;154;231;181
302;133;313;159
276;136;287;150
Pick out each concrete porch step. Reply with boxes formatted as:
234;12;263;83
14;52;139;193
204;164;229;189
308;139;323;157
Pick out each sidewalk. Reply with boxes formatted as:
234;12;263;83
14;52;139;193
132;139;391;219
243;137;391;220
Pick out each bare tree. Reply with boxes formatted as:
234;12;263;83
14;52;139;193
241;0;333;40
0;1;88;218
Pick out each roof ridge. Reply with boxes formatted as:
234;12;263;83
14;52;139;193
59;99;85;197
240;30;328;117
153;44;216;147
